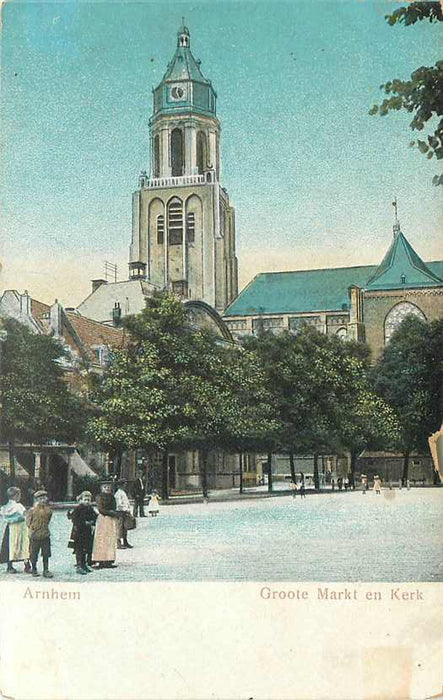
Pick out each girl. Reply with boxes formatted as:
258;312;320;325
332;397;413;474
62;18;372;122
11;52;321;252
0;487;31;574
68;491;97;574
147;490;160;517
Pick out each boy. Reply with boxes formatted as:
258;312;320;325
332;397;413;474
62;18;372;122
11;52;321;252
67;491;97;574
114;480;133;549
26;490;53;578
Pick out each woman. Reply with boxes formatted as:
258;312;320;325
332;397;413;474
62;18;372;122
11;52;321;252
0;487;31;573
91;481;119;569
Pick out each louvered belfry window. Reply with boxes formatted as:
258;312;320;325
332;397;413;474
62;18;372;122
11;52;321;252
157;214;164;244
168;198;183;245
186;212;195;243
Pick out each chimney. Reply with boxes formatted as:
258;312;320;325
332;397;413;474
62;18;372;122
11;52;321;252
20;290;31;316
92;279;108;292
50;300;63;337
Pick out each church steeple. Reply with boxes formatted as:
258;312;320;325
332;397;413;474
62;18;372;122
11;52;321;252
129;25;238;313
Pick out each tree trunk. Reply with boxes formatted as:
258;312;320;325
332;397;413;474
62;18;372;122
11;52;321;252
161;451;169;501
313;453;320;491
289;453;296;483
267;452;273;492
402;451;410;485
8;439;15;479
239;453;243;494
350;451;357;474
200;449;209;499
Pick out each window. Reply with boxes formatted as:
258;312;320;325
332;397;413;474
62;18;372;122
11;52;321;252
186;212;195;243
171;128;184;176
157;214;164;244
336;327;347;339
384;302;426;344
168;198;183;245
153;135;160;178
196;131;207;174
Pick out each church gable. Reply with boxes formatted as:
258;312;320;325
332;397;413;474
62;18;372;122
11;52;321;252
366;230;443;291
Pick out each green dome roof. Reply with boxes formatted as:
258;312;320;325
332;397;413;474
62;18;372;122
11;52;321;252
152;27;217;120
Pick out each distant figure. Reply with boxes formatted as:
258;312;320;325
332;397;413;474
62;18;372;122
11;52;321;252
344;479;349;491
373;475;382;495
133;468;146;518
399;479;402;490
299;480;306;499
337;477;343;491
331;479;335;491
291;480;298;499
147;490;161;516
407;479;411;491
361;475;368;494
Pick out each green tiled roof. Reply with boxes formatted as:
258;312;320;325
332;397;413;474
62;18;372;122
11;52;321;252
224;265;376;316
366;231;443;290
224;258;443;318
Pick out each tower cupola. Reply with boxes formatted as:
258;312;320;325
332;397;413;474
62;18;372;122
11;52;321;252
151;25;217;120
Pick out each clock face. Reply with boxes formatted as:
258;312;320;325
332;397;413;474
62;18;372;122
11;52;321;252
170;85;186;101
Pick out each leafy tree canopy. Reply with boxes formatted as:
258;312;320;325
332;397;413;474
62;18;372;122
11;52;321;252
369;2;443;185
372;315;443;456
1;318;86;446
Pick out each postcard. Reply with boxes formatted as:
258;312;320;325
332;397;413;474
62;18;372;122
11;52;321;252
0;0;442;698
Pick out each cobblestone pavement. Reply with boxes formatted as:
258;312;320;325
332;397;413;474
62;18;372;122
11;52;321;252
1;488;441;583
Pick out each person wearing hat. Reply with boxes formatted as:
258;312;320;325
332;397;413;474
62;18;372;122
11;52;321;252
373;475;382;495
0;486;31;574
67;491;97;574
114;479;133;549
132;468;147;518
26;490;53;578
91;481;119;569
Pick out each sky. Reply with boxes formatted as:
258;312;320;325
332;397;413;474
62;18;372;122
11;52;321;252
1;0;442;306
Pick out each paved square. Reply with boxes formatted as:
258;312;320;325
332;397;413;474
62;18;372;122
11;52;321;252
1;488;441;583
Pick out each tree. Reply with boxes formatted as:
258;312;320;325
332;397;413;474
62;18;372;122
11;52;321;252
369;2;443;185
372;315;443;482
88;291;278;499
0;318;86;474
244;327;367;490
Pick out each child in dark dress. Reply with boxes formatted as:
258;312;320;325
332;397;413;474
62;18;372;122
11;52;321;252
67;491;97;575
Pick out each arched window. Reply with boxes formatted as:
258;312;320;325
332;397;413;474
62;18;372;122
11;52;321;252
336;327;348;339
196;131;207;174
384;302;426;344
156;214;164;244
153;135;160;178
168;198;183;245
171;128;184;176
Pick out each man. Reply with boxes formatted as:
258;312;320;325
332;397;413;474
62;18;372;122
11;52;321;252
133;468;146;517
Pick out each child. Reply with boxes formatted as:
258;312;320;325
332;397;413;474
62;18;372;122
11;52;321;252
373;475;382;495
26;490;53;578
114;480;133;549
0;487;31;574
147;490;160;517
67;491;97;574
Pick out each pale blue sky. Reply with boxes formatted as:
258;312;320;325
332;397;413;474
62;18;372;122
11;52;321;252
1;0;442;305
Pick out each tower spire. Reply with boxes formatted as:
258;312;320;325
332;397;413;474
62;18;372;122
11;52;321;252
392;197;400;237
177;20;190;47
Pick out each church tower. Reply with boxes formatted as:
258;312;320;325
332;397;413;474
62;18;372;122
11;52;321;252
129;24;238;313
